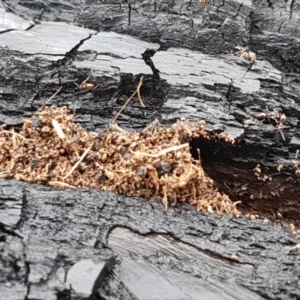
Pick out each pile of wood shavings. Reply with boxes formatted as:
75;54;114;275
0;106;239;215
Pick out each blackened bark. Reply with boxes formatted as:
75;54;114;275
1;1;300;299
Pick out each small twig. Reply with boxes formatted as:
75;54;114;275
31;86;63;120
63;142;94;180
136;76;145;107
130;143;189;158
48;181;76;189
99;76;145;149
112;92;136;124
112;76;145;123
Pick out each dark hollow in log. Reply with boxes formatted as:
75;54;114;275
190;136;300;226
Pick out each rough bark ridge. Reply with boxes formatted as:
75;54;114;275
0;1;300;299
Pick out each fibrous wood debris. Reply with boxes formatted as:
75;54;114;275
0;106;239;215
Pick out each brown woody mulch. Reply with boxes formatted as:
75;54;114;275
0;105;240;215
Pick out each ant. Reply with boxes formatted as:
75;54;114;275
256;107;288;140
74;75;101;91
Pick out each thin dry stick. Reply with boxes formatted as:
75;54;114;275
112;76;145;123
31;86;63;120
99;76;145;149
48;181;76;189
63;142;94;180
129;143;189;158
136;76;145;107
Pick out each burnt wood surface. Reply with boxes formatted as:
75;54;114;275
1;1;300;299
